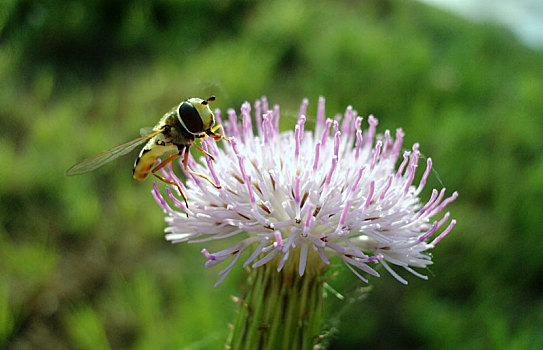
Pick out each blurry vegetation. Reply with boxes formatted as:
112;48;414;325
1;0;543;349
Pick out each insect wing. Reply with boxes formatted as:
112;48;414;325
65;129;164;176
140;127;155;136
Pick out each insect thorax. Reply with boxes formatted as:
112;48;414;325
161;111;194;147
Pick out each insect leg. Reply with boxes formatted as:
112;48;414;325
153;152;180;173
151;153;189;208
183;146;221;189
192;142;215;161
207;124;230;142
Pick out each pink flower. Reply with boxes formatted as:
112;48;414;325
153;97;457;286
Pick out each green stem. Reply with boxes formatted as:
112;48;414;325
227;251;327;350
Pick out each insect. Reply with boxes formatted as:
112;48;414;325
66;96;228;207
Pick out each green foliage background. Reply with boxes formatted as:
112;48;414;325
1;0;542;349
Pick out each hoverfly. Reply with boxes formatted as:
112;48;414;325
66;96;228;207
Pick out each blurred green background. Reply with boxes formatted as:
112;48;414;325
1;0;543;349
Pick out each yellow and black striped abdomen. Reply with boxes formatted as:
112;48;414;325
133;138;178;181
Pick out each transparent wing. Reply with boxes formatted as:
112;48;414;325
65;128;164;176
140;127;154;136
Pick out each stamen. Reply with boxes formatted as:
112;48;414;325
261;96;269;115
262;111;273;145
334;131;341;158
347;168;362;195
431;219;457;245
355;129;362;160
294;176;302;220
166;187;188;212
333;120;339;141
294;176;301;206
419;189;439;215
295;124;301;161
321;119;332;147
152;182;171;214
337;199;352;234
227;108;239;138
364;180;375;210
341;105;353;136
202;141;221;187
392;128;405;157
316;96;326;131
426;188;447;213
325;156;338;186
273;105;280;135
382;130;391;157
298;98;308;119
364;115;378;148
241;102;252;140
214;108;223;129
396;151;410;178
298;241;309;276
245;174;256;205
437;212;451;227
415;158;432;195
433;191;458;214
404;164;417;194
312;141;321;172
370;140;382;171
202;248;216;261
302;203;315;237
254;99;262;135
231;138;248;182
298;115;306;141
419;221;439;242
274;230;283;250
355;116;363;132
379;175;393;201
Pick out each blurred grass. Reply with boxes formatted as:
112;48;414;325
1;0;543;349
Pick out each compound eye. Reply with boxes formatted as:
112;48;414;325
178;102;204;134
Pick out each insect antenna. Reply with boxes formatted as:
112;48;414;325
202;96;216;105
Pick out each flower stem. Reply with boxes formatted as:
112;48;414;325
227;253;326;350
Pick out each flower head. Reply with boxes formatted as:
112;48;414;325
153;97;457;285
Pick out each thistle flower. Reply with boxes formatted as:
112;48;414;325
152;97;457;286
